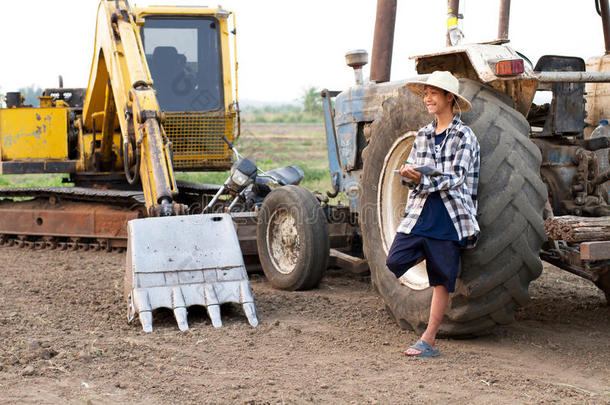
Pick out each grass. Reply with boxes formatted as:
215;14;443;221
240;104;324;124
0;123;340;198
176;122;336;195
0;174;68;188
242;112;323;124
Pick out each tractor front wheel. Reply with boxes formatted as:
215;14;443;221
257;185;329;290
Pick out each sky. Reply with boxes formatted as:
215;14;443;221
0;0;605;104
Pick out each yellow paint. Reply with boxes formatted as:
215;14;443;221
0;107;68;160
163;111;235;170
81;132;124;171
39;96;54;108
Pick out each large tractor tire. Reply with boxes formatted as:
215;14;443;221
257;185;329;291
360;79;548;336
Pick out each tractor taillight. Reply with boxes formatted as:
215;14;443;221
495;59;524;76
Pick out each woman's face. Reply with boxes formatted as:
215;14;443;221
423;86;454;115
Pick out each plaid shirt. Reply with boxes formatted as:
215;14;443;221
396;115;480;248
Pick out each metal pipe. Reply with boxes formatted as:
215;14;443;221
446;0;460;46
370;0;397;83
204;186;225;213
497;0;511;41
535;71;610;82
600;0;610;54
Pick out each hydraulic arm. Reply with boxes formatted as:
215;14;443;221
82;0;182;216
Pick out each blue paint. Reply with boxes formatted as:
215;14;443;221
335;86;367;125
559;166;575;185
546;149;572;164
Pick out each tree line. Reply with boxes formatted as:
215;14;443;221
241;86;324;123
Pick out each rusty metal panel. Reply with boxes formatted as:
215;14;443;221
411;44;538;115
0;107;69;160
412;45;528;83
0;199;138;239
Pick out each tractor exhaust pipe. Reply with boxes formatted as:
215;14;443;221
498;0;511;41
446;0;460;46
370;0;397;83
599;0;610;54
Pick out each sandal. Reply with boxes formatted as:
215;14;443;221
404;339;439;358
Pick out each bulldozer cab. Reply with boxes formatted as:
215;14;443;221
134;6;238;171
139;13;223;112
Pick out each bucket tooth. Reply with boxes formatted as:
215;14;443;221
207;304;222;328
242;302;259;327
203;284;219;307
139;311;153;333
173;307;189;331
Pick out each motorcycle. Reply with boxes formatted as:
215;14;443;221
202;136;330;292
203;136;305;213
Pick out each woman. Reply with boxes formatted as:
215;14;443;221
385;71;480;357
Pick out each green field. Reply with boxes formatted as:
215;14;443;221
0;123;336;198
178;123;332;193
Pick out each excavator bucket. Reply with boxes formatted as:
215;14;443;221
125;213;259;332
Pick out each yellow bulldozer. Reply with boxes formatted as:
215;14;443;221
0;1;263;332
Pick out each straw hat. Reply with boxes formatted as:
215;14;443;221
405;71;472;112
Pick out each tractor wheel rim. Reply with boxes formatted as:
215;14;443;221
377;131;430;291
266;208;300;274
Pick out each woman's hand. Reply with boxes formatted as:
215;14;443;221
399;164;421;184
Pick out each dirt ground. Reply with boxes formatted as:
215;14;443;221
0;246;608;404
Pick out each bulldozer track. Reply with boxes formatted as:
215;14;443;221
0;187;147;253
0;184;238;255
0;233;126;252
0;186;146;205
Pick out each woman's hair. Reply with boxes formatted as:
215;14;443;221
443;90;457;107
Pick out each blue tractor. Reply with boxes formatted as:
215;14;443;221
320;0;610;336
